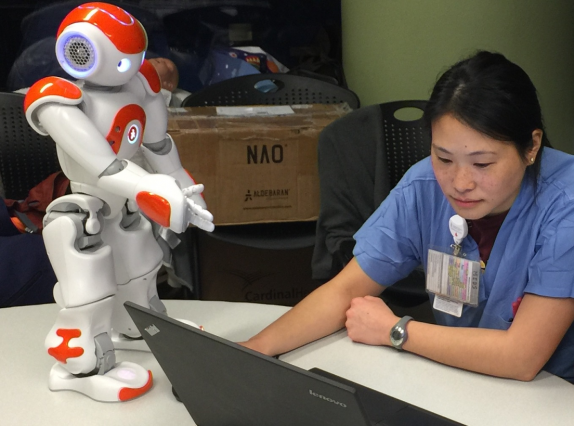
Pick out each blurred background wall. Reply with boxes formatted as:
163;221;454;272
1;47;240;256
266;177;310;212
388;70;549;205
342;0;574;153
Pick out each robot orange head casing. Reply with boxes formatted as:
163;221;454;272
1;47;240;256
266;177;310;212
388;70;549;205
55;2;148;86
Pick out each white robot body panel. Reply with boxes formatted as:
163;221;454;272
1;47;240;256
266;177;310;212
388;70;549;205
43;194;117;308
100;210;163;286
35;102;118;178
46;216;116;308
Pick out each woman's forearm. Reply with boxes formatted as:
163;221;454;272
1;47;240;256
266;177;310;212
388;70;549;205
244;259;384;356
244;283;350;356
403;322;531;379
402;295;574;381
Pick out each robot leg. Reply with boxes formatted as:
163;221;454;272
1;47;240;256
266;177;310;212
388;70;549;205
42;195;152;401
102;204;165;350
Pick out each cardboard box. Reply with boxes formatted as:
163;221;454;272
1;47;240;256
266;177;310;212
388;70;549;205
196;224;321;306
167;104;351;225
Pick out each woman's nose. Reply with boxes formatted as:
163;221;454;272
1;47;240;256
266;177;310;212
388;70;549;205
452;166;476;193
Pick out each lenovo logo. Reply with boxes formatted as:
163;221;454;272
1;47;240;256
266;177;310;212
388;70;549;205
309;390;347;408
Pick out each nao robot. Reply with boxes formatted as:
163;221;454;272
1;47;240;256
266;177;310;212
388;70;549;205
24;2;214;402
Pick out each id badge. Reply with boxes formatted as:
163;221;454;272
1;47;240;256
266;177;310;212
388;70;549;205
426;247;480;316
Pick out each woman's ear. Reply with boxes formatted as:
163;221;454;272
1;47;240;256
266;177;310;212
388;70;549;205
528;129;543;164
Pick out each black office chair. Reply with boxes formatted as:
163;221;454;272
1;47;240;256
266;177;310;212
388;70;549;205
182;73;360;109
0;92;59;307
0;92;61;200
380;100;430;188
312;100;433;321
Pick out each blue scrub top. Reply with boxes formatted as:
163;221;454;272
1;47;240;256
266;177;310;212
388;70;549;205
354;148;574;382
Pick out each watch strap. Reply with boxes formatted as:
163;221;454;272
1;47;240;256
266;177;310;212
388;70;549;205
390;315;413;350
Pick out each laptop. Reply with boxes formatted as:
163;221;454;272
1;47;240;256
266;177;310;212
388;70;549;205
125;302;464;426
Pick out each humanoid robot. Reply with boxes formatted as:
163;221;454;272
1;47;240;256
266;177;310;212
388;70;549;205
23;2;214;402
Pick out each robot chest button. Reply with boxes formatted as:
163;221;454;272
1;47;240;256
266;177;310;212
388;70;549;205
106;104;147;154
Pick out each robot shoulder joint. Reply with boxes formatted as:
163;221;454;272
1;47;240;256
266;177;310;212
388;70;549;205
24;77;83;135
137;59;161;95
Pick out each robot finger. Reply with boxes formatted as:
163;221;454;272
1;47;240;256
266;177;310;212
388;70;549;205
182;184;205;197
187;198;214;222
186;200;214;232
192;217;215;233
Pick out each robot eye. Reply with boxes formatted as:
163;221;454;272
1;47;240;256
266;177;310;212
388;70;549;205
117;58;132;73
63;36;96;72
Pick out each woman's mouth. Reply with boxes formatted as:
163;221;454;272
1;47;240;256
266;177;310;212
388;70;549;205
452;197;481;208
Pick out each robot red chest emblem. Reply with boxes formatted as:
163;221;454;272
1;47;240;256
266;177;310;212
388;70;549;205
106;104;146;155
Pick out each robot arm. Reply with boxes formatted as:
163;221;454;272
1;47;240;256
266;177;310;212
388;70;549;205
137;70;200;193
137;61;202;194
137;70;211;223
97;160;214;233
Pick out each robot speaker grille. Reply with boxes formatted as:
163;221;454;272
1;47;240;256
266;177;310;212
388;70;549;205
63;36;96;72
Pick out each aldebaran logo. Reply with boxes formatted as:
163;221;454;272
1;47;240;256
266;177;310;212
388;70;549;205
309;390;347;408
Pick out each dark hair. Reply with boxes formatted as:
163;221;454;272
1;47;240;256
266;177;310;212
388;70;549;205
423;50;551;180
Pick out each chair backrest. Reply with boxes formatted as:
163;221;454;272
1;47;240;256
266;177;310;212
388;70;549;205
380;100;430;188
312;100;431;282
0;92;60;200
182;73;360;109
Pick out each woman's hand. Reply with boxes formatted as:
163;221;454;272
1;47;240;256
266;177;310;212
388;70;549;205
345;295;399;346
237;339;270;355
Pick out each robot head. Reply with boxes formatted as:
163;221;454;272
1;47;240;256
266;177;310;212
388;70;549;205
55;2;147;86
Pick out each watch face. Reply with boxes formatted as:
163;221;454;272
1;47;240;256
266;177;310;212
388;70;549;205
390;328;403;345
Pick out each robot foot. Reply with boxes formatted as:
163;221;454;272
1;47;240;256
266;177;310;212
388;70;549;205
111;330;150;352
48;362;153;402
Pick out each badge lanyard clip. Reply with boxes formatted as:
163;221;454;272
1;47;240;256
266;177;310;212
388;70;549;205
449;215;468;257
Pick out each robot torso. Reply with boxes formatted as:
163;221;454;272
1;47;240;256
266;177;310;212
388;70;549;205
79;80;147;161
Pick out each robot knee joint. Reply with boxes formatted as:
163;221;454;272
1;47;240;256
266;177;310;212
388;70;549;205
44;195;105;250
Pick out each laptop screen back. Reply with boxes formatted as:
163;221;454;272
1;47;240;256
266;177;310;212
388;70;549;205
125;302;372;426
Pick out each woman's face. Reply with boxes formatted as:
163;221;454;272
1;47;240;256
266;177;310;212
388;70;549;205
431;114;541;220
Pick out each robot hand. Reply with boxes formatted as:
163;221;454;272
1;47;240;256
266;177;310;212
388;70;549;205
182;184;214;232
97;161;214;234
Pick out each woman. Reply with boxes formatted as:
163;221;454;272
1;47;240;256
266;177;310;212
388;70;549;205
242;51;574;383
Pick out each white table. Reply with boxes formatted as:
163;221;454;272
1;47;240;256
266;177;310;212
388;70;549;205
1;301;572;426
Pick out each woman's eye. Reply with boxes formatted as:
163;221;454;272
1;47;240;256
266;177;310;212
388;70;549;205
437;157;452;164
474;163;493;169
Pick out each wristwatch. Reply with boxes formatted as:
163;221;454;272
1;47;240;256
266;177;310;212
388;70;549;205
389;316;413;350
